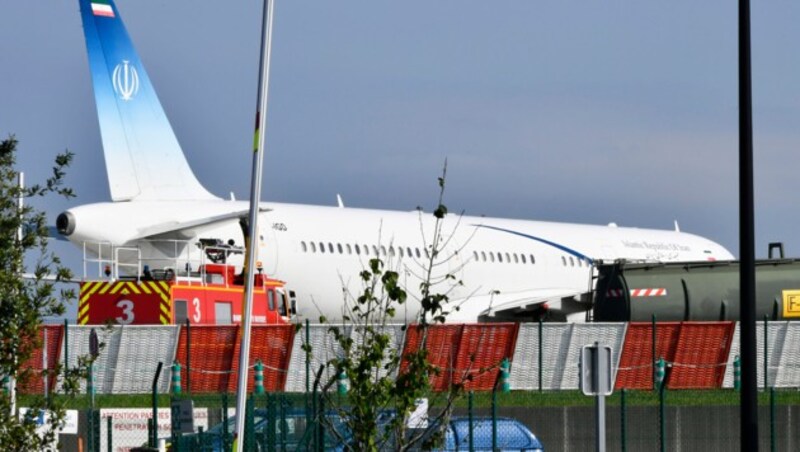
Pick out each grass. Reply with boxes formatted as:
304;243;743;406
19;388;800;410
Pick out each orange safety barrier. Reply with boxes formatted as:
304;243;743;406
227;325;295;393
17;325;63;395
402;323;519;391
175;325;238;393
615;322;681;390
668;322;735;389
404;324;462;391
616;322;737;390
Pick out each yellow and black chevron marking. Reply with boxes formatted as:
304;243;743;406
78;280;173;325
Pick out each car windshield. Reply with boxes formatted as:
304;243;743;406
451;418;541;450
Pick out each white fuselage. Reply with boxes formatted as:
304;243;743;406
62;0;735;323
62;199;734;323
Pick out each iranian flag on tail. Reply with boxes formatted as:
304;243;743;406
91;0;115;18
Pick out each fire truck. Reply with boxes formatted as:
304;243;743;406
76;239;294;325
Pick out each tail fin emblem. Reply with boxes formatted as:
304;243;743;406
112;60;140;101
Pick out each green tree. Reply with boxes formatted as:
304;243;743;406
310;165;480;451
0;135;82;449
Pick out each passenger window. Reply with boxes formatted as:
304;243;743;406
389;246;395;256
407;247;413;257
489;252;495;263
473;251;479;261
530;254;536;264
569;257;574;266
521;254;526;264
561;256;566;266
278;291;287;316
415;248;421;258
381;246;387;256
346;244;352;254
399;247;405;258
373;245;379;256
497;252;503;263
355;244;361;255
301;241;307;253
505;252;511;263
319;242;325;253
328;243;334;253
174;300;188;324
513;253;519;263
337;243;343;254
310;242;316;253
481;251;487;262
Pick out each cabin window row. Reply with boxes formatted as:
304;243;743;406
472;250;536;265
299;241;545;267
300;241;428;259
561;255;588;267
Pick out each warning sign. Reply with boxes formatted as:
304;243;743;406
782;290;800;318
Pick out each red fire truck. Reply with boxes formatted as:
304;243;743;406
76;240;294;325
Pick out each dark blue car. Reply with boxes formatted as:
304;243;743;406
439;416;544;451
173;409;349;451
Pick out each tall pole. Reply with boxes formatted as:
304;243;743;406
738;0;758;449
234;0;276;449
9;172;24;415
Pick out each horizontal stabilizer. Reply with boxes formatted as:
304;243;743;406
134;207;271;241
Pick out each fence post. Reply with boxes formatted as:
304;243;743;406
538;319;543;393
245;394;255;451
337;370;347;396
64;319;69;390
171;361;181;395
305;319;310;430
254;360;264;395
317;389;326;452
652;315;657;390
491;385;498;452
468;391;474;452
655;358;665;388
88;363;95;452
222;393;230;452
770;387;776;452
280;394;288;449
150;361;163;448
147;419;154;449
500;357;510;393
764;315;769;390
657;357;666;452
185;318;191;394
106;415;112;452
266;392;276;450
620;388;627;452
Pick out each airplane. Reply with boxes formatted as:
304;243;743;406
56;0;734;323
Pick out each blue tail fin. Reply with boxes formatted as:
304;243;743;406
79;0;216;201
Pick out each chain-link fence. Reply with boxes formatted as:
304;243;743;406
54;387;800;451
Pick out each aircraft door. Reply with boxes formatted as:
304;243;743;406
258;219;279;275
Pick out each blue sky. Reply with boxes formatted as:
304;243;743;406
2;0;800;282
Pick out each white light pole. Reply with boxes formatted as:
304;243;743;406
233;0;275;449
